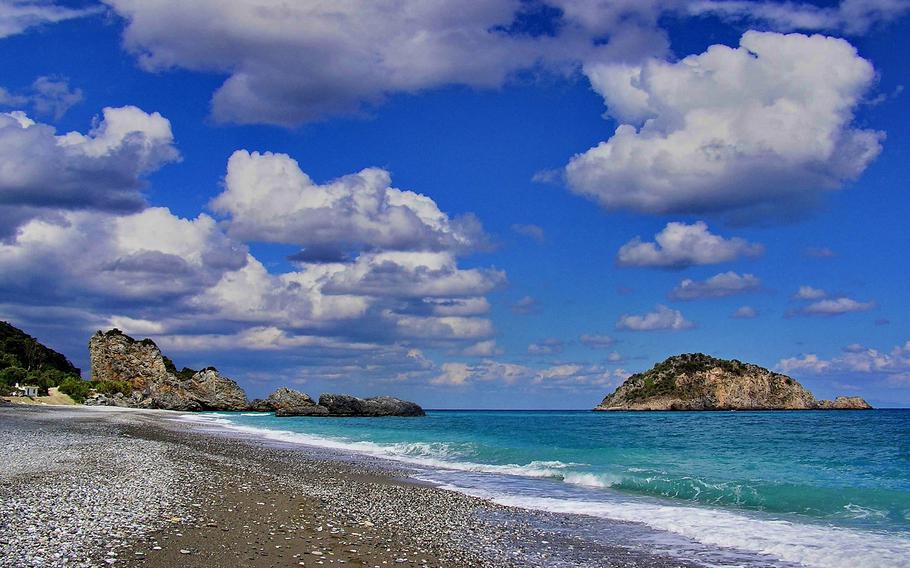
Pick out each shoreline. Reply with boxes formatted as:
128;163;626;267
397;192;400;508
1;405;700;568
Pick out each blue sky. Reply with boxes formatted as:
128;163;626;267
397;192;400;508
1;0;909;408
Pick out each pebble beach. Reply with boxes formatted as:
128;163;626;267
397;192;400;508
0;405;701;568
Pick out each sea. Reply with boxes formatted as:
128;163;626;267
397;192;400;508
180;409;910;568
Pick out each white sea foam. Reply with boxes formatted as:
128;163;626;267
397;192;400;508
445;490;910;568
173;414;576;479
174;413;910;568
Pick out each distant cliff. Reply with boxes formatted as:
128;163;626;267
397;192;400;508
595;353;871;411
87;329;248;411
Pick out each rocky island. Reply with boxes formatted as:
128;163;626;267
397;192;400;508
595;353;872;411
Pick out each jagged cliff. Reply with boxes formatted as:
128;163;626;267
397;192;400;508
87;329;248;411
595;353;872;411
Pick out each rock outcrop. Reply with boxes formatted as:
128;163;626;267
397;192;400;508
257;388;425;417
87;329;248;411
319;394;426;417
255;387;330;416
814;396;873;410
594;353;872;411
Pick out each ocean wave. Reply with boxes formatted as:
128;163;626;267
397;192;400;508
450;491;910;568
172;414;582;480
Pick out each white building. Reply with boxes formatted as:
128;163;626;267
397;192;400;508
13;383;39;397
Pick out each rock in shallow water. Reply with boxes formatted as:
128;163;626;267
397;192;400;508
264;390;425;417
319;394;425;417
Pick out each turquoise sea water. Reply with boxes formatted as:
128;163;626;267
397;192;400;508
186;410;910;567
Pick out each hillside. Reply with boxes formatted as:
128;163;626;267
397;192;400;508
0;321;80;375
0;322;82;396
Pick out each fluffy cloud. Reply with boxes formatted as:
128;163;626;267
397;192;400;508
794;285;827;300
511;295;539;315
0;77;83;119
104;0;551;125
431;358;623;388
568;32;882;220
670;271;761;300
0;207;248;304
29;76;83;119
0;1;98;38
688;0;910;35
616;305;694;331
617;222;762;268
778;341;910;384
796;297;876;316
462;339;502;357
0;133;504;369
213;150;485;253
777;353;832;374
527;338;564;355
731;305;758;319
788;285;875;316
0;106;179;239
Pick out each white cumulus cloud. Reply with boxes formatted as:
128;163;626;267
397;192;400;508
0;106;179;238
616;305;694;331
213;150;486;253
569;31;882;221
798;297;876;316
778;341;910;385
670;271;761;300
617;222;763;268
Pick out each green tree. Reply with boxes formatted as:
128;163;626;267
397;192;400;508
0;366;27;387
58;377;93;403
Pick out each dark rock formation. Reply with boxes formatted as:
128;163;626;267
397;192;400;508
87;329;248;411
595;353;872;411
318;394;425;417
262;390;425;417
267;387;316;410
275;404;330;417
246;399;272;412
258;387;329;416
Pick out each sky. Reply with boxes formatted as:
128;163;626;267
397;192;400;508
1;0;909;409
